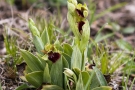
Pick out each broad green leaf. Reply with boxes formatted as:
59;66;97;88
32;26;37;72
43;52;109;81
116;39;133;51
73;68;81;82
92;86;112;90
24;66;33;74
33;35;44;54
93;67;108;86
62;60;69;90
71;46;82;70
41;28;50;45
15;84;34;90
62;56;69;68
26;71;43;88
41;85;64;90
62;53;71;68
46;60;53;71
63;43;73;56
43;63;51;84
62;43;72;68
122;27;135;34
21;49;43;71
90;71;100;89
50;57;63;87
20;76;27;82
36;54;46;69
81;71;90;90
76;73;84;90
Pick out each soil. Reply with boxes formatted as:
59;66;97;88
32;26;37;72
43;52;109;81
0;0;135;90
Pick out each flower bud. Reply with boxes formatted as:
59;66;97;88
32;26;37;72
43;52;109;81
64;68;74;78
30;26;40;36
29;18;35;25
29;18;40;36
76;3;88;18
67;2;76;13
82;3;88;10
44;44;54;53
68;0;77;6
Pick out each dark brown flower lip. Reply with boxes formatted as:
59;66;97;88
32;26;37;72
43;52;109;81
76;9;84;17
88;64;95;69
48;51;61;63
78;21;85;34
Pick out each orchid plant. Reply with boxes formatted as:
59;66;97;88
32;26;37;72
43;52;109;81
18;0;113;90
